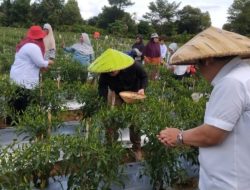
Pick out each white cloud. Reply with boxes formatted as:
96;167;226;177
77;0;108;19
76;0;234;28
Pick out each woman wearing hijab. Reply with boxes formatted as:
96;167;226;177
131;34;145;64
143;33;161;79
8;25;54;124
165;42;178;68
43;23;56;60
62;33;95;66
167;43;190;80
143;33;161;65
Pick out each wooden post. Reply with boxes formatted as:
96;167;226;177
39;72;43;97
57;74;61;89
111;91;116;109
85;118;91;139
47;107;52;137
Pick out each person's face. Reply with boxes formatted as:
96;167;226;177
195;59;214;82
80;35;84;43
109;70;120;77
169;48;174;55
136;38;140;43
43;29;49;35
153;37;159;43
160;40;164;44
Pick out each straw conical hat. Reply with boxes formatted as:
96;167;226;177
170;26;250;65
88;48;134;73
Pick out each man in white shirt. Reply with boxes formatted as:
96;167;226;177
157;27;250;190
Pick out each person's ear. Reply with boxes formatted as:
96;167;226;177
205;58;214;66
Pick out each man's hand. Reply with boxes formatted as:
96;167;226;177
157;128;181;147
157;124;229;148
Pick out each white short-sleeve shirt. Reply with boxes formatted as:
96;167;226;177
174;65;188;75
160;44;167;59
199;57;250;190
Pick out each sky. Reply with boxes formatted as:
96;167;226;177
76;0;234;28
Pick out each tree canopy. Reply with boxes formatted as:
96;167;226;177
142;0;211;35
224;0;250;35
0;0;223;38
0;0;83;27
108;0;134;10
177;5;211;34
61;0;83;25
143;0;180;35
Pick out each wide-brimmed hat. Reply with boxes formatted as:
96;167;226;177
27;25;46;40
88;48;134;73
170;26;250;65
151;33;159;38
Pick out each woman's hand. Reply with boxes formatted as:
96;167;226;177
61;40;65;48
41;60;54;72
137;89;145;95
48;60;54;66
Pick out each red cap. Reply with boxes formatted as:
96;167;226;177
27;25;46;40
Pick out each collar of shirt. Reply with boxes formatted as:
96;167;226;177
211;56;241;86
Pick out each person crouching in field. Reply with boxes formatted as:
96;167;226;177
88;49;148;161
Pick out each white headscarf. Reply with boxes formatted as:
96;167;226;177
71;33;94;55
166;42;178;68
168;43;178;52
43;23;56;51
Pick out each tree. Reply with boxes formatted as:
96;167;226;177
137;20;155;37
88;16;99;26
60;0;83;25
108;19;128;35
97;6;125;29
0;0;12;26
177;5;211;34
31;0;64;26
0;0;32;27
224;0;250;35
121;12;137;36
10;0;32;27
143;0;180;35
108;0;134;10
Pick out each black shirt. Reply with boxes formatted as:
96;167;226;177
132;43;145;61
98;62;148;99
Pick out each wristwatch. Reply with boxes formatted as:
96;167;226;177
176;130;184;145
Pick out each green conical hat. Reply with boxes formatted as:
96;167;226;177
88;48;134;73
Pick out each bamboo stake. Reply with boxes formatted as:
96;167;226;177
57;74;61;89
47;107;52;137
111;91;116;109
